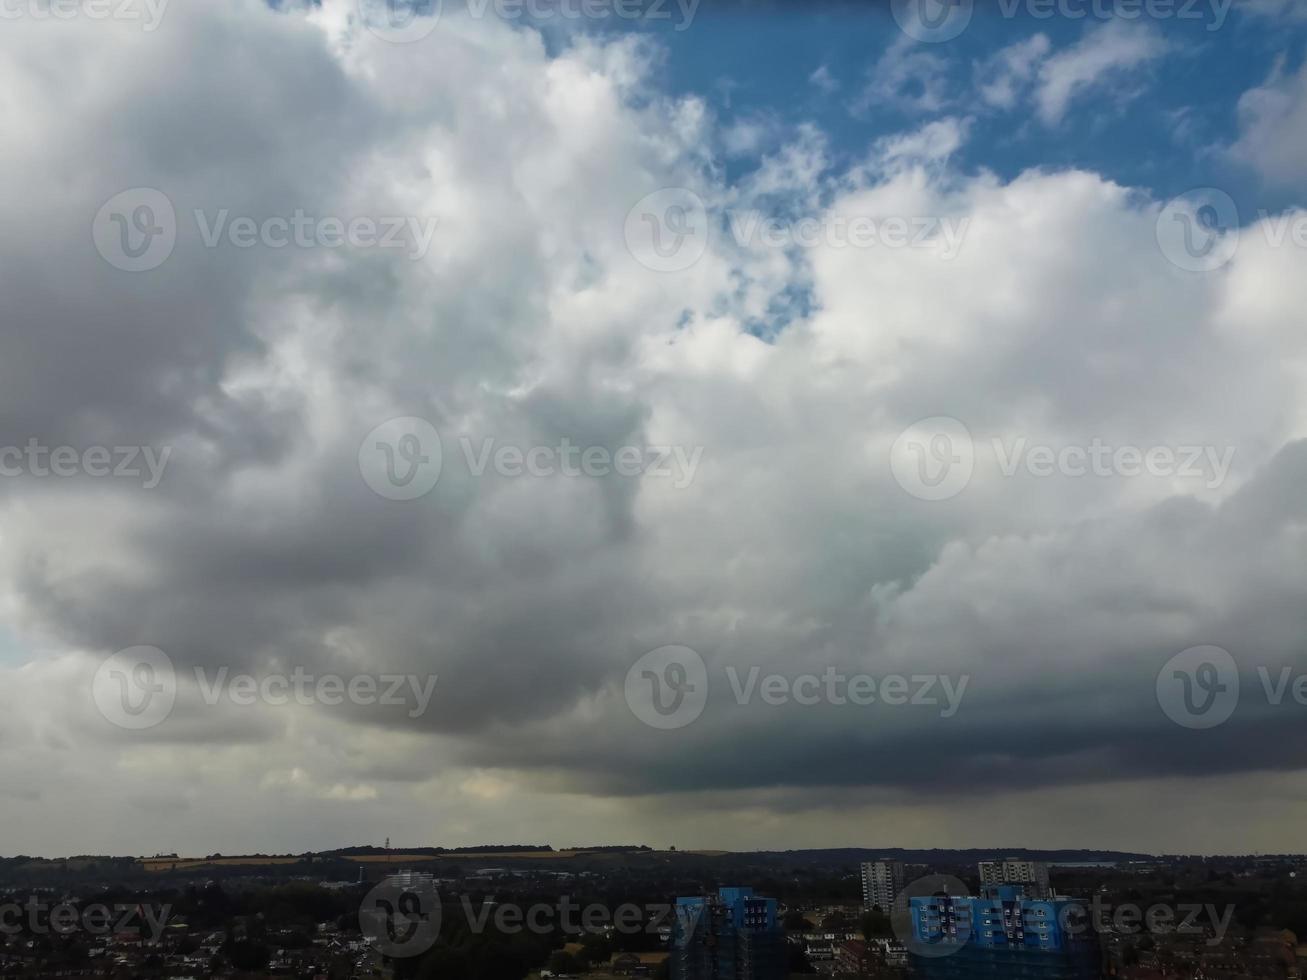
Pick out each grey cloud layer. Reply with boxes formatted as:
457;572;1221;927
1;0;1306;853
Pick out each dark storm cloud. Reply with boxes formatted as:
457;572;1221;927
1;0;1306;854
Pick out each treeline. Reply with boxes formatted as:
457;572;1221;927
755;847;1153;863
325;845;555;856
149;879;670;980
393;885;668;980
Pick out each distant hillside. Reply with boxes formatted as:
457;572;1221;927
745;847;1154;864
324;844;555;856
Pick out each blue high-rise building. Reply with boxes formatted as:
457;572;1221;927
908;886;1101;979
669;887;787;980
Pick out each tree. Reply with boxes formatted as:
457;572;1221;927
415;945;470;979
861;908;892;939
577;932;611;966
783;910;811;931
548;949;581;975
221;938;270;971
787;943;816;974
472;942;532;980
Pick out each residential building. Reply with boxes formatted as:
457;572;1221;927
835;939;867;975
385;869;438;889
866;937;908;968
670;886;787;980
610;951;669;976
978;859;1052;899
836;937;911;978
908;886;1100;979
860;861;904;912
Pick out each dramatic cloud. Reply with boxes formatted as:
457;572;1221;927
1;0;1306;857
